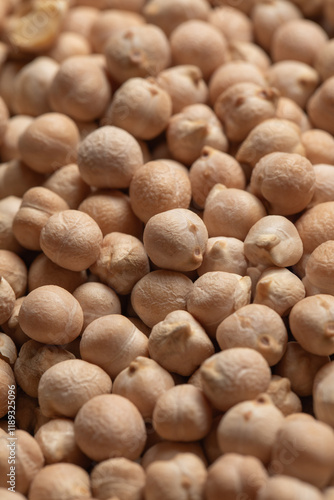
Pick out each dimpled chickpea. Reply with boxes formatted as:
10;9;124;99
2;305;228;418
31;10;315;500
44;164;90;210
257;475;324;500
308;165;334;207
77;125;143;189
308;77;334;136
28;463;90;500
189;147;246;209
0;332;16;366
303;240;334;295
296;202;334;262
266;376;302;416
104;24;170;83
203;184;266;241
208;6;253;43
40;210;103;272
313;362;334;428
131;270;193;328
18;285;83;345
105;77;172;141
143;208;208;272
198;236;248;276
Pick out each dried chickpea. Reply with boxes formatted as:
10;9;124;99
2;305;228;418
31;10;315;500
129;160;191;223
275;341;330;397
18;285;83;345
104;24;170;83
308;165;334;208
43;163;90;210
62;5;99;38
0;196;22;253
313;362;334;428
0;489;26;500
167;104;228;166
1;297;29;348
315;39;334;81
90;232;149;295
44;32;91;62
143;208;208;272
200;348;271;412
91;457;145;500
0;114;33;161
12;186;69;251
303;240;334;295
0;249;27;297
295;202;334;259
0;276;15;325
308;77;334;136
131;270;193;328
141;441;207;470
112;356;174;419
302;130;334;166
40;210;103;272
0;332;16;366
197;236;248;276
204;453;268;500
28;463;90;500
203;184;266;241
275;97;311;133
0;358;15;417
13;57;58;117
77;125;143;189
0;62;23;114
257;475;323;500
228;41;271;71
208;6;253;43
18;113;80;174
105;77;172;141
0;160;44;199
74;393;146;461
80;314;149;379
266;376;302;416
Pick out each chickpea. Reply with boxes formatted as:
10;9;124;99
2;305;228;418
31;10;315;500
291;0;323;17
0;358;15;418
45;32;91;62
0;276;15;325
0;196;22;253
0;114;33;162
198;236;248;276
0;332;16;366
62;6;99;39
275;97;311;133
141;441;207;470
0;489;26;500
228;41;271;71
0;160;44;200
209;6;253;43
313;362;334;428
302;130;334;165
1;297;29;348
308;77;334;136
266;376;302;416
0;249;27;298
257;475;324;500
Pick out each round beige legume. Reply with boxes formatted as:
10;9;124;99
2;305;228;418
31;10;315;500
257;475;324;500
313;362;334;428
28;463;90;500
0;249;27;298
197;236;248;276
43;163;90;210
266;375;302;416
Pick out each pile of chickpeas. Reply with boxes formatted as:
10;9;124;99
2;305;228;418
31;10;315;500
1;0;334;499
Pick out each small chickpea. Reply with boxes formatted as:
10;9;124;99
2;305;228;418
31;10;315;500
0;62;23;114
43;164;90;210
28;463;90;500
62;6;99;39
315;39;334;81
313;362;334;428
0;249;27;298
141;441;207;470
295;202;334;259
308;77;334;136
131;270;194;328
257;476;324;500
228;41;271;71
44;32;91;62
18;113;80;174
0;160;44;199
308;165;334;209
198;236;248;276
0;114;33;161
74;393;146;461
143;208;208;272
266;376;302;416
302;130;334;166
0;332;16;366
208;6;253;43
0;196;22;253
0;358;15;418
303;240;334;295
1;297;29;348
275;97;311;133
0;277;15;325
199;348;271;411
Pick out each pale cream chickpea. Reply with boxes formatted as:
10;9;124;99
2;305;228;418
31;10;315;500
253;267;305;316
153;384;212;441
302;130;334;165
216;304;288;366
203;184;267;241
12;57;59;116
0;114;33;161
271;19;328;67
144;0;210;36
14;339;75;398
198;236;248;276
266;61;319;110
112;356;174;419
156;65;209;114
18;113;80;174
0;249;27;298
28;463;90;500
228;41;271;71
91;457;146;500
143;208;208;272
18;285;83;345
62;6;99;39
251;0;302;52
129;160;191;223
244;215;303;268
40;210;103;272
0;358;15;417
44;32;91;62
0;276;15;325
208;6;253;43
38;359;112;419
0;196;22;253
308;165;334;207
250;152;316;216
236;119;305;170
131;270;194;328
209;61;267;105
167;103;228;166
34;419;89;467
104;24;171;83
313;362;334;428
145;453;207;500
77;125;143;189
295;202;334;259
275;341;330;397
270;414;334;488
303;240;334;295
170;20;228;80
48;55;111;122
43;163;90;210
12;186;69;251
308;77;334;136
80;314;149;379
257;475;324;500
90;9;144;53
204;453;268;500
289;295;334;356
0;332;16;366
141;441;207;470
275;97;311;133
148;310;214;376
0;160;44;199
79;189;142;237
105;77;172;141
73;282;121;331
90;232;149;295
74;393;146;461
187;271;251;337
266;376;302;416
215;83;279;143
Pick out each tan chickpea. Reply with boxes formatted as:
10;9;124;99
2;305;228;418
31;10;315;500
198;236;248;276
104;24;170;83
74;393;146;461
228;41;271;71
90;232;149;295
62;6;99;39
143;208;208;272
0;489;26;500
0;160;44;199
167;104;228;166
200;348;271;412
315;39;334;81
45;32;91;62
76;0;146;11
203;184;266;241
275;341;330;397
303;240;334;295
80;314;149;379
0;62;23;114
313;362;334;428
308;165;334;209
208;6;252;43
1;297;29;348
77;125;143;189
18;113;80;174
105;77;172;141
275;97;311;133
0;96;8;147
0;358;15;418
0;114;33;162
302;130;334;166
12;186;69;251
0;196;22;253
13;57;58;117
0;249;27;298
257;475;324;500
141;441;207;470
28;463;90;500
131;270;193;328
0;332;16;366
43;163;90;210
0;276;15;325
295;202;334;261
266;376;302;416
308;77;334;136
